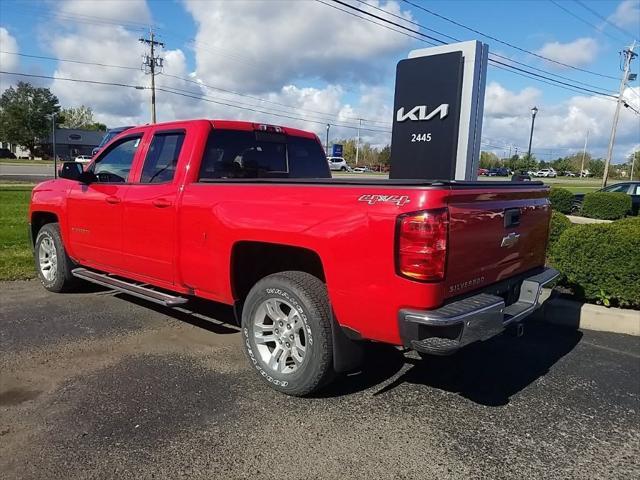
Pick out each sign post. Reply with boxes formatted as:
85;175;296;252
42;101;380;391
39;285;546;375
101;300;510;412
389;41;489;181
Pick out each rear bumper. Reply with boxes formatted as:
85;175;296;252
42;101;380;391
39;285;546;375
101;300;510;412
398;267;559;355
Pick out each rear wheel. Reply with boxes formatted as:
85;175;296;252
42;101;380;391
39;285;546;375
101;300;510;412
340;166;347;171
34;223;79;292
241;271;334;396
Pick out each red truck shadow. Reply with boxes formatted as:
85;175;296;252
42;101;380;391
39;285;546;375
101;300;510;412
317;322;582;406
105;291;581;406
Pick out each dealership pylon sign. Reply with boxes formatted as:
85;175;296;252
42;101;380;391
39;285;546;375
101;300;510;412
390;41;489;181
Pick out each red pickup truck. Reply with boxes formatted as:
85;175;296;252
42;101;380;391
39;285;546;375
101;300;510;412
29;119;557;395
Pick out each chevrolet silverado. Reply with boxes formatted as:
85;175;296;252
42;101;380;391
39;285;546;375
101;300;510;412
29;119;557;395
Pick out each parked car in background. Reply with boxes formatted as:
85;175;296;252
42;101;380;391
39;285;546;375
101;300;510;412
352;166;372;173
579;170;593;177
327;156;349;171
478;168;489;176
74;155;93;164
573;181;640;215
0;148;17;159
91;126;135;156
563;171;576;177
488;167;510;177
534;168;557;178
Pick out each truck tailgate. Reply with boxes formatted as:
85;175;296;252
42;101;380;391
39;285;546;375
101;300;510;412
443;186;550;299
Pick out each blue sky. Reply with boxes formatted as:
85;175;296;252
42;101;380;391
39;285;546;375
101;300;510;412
1;0;639;162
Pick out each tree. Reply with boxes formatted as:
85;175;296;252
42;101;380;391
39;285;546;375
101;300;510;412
479;151;500;169
629;151;639;180
587;158;605;178
378;145;391;166
0;82;61;158
58;105;105;131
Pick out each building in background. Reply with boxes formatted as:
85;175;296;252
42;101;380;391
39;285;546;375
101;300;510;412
39;128;104;160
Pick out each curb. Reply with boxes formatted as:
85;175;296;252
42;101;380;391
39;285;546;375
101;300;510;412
535;291;640;336
566;215;612;224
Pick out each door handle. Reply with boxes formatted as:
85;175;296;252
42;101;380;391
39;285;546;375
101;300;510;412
105;196;121;204
152;198;172;208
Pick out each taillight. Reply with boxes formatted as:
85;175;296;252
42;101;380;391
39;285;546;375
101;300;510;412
396;208;449;282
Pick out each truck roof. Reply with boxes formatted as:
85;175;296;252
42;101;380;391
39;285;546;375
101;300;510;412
122;119;318;139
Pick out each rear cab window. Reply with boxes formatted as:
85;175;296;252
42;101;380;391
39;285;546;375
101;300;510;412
198;129;330;180
139;130;186;183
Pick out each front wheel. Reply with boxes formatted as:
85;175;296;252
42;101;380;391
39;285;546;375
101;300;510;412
340;166;347;171
34;223;79;292
241;271;334;396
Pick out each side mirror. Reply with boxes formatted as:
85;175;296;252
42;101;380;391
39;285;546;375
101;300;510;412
59;162;96;184
59;162;83;181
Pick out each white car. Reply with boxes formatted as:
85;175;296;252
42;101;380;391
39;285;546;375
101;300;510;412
327;156;349;171
75;155;93;164
352;167;369;173
535;168;557;178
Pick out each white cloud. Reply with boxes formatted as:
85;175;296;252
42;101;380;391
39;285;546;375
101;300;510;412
607;0;640;29
183;0;415;93
0;27;19;91
484;81;541;119
482;83;640;163
536;38;599;68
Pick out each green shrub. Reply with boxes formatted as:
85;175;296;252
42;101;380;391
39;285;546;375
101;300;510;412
550;220;640;307
548;187;575;213
548;211;572;249
581;192;631;220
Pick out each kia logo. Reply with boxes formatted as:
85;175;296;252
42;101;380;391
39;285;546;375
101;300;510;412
396;104;449;122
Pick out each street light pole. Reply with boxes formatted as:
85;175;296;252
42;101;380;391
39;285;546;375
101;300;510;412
52;113;57;179
526;106;538;159
325;123;330;155
355;118;362;166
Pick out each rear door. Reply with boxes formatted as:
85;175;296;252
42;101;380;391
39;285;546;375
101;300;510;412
443;186;551;299
120;129;186;284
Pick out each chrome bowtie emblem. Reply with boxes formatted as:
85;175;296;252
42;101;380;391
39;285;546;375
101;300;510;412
501;232;520;248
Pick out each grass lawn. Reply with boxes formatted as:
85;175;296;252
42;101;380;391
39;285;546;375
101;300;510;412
0;158;54;165
1;185;35;280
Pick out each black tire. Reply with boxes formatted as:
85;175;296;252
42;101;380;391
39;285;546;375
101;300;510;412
241;271;334;396
340;166;347;171
34;223;79;293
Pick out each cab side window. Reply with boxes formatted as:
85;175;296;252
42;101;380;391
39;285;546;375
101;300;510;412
139;131;185;183
92;136;141;183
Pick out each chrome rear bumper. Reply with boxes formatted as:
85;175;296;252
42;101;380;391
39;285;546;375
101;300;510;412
398;267;560;355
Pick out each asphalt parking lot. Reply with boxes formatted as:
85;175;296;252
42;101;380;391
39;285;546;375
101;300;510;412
1;280;639;479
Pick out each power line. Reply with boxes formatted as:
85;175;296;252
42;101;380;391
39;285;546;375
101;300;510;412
401;0;620;80
0;69;391;134
324;0;618;100
156;84;392;133
2;49;391;126
574;0;638;41
0;70;146;90
350;2;616;93
0;51;140;71
549;0;629;44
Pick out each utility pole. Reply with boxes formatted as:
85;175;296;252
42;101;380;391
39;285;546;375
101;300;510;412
325;124;330;155
355;118;362;166
580;129;589;178
51;113;57;179
603;41;636;187
140;29;164;123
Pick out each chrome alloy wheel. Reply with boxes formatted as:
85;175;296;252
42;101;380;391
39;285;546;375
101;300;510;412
38;234;58;282
252;298;307;374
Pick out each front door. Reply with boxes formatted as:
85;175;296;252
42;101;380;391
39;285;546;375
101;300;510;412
121;130;186;284
66;135;143;270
